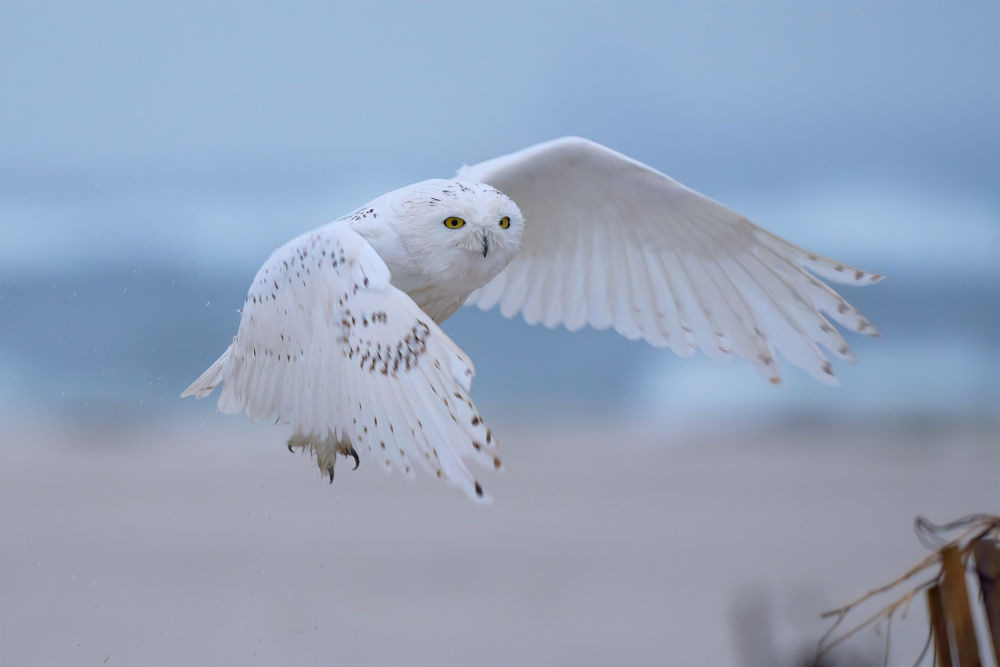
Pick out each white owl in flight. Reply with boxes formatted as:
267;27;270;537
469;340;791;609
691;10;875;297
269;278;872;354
182;137;882;502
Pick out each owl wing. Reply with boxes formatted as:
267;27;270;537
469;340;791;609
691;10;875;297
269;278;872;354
181;221;499;502
460;137;883;385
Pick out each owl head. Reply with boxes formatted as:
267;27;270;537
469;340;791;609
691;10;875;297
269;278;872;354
358;178;524;297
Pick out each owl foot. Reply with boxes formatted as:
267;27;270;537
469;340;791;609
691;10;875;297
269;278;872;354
285;433;360;484
326;447;360;483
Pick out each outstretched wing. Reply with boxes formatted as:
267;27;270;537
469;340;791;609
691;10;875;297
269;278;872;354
182;222;499;502
459;136;882;385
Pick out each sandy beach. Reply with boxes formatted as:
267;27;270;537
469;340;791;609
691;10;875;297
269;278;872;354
1;416;996;666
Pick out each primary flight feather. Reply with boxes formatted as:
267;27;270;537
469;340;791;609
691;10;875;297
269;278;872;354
182;136;882;502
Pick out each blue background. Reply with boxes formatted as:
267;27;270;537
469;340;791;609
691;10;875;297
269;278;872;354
2;1;998;427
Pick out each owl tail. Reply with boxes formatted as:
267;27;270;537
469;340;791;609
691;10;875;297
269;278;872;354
180;347;230;399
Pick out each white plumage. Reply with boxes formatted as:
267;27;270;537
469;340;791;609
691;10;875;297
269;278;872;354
183;137;882;502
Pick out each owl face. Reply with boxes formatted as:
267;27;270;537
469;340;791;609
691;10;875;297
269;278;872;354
383;179;524;293
434;182;522;256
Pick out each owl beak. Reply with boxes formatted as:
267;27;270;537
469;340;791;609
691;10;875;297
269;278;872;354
481;231;490;257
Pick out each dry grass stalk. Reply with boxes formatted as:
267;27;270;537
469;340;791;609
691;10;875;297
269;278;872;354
939;545;981;666
816;514;999;667
974;539;1000;665
926;584;952;667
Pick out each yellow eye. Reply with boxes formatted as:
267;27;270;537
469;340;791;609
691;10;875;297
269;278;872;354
499;216;510;229
443;216;465;229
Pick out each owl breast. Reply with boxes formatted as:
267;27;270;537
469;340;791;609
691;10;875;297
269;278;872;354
405;288;471;324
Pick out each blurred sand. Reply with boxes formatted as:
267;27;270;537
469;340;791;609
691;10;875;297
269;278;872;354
1;416;997;666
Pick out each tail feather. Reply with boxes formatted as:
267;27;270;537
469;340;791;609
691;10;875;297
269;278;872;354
180;348;229;399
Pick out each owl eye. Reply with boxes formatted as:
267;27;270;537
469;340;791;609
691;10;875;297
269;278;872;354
443;217;465;229
499;216;511;229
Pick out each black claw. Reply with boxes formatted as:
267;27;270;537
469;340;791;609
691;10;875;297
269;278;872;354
327;465;335;483
348;447;360;470
288;442;294;453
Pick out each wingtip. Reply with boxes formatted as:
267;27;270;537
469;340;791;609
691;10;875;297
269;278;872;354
816;360;842;386
470;483;493;505
847;268;885;285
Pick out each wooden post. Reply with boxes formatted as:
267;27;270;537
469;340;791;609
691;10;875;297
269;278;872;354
940;545;981;667
928;584;954;667
973;539;1000;666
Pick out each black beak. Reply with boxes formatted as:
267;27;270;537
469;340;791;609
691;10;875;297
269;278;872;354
481;232;490;257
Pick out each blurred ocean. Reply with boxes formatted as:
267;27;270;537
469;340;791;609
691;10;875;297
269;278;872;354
1;169;997;427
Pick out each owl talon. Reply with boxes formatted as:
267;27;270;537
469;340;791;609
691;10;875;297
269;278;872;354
327;465;335;483
347;446;360;470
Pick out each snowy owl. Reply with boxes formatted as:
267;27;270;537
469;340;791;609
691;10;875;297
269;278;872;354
182;137;882;502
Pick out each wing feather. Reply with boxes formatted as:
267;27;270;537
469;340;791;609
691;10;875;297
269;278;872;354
607;216;644;341
623;237;666;346
182;221;498;501
699;256;779;382
562;227;589;332
664;248;718;358
641;246;690;355
496;257;529;319
519;249;555;326
585;216;614;330
461;136;882;382
680;253;736;359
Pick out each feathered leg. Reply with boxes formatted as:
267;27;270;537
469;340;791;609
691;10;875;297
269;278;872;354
287;432;361;483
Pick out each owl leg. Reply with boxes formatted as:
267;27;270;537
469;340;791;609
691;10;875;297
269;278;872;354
286;433;359;483
287;432;340;483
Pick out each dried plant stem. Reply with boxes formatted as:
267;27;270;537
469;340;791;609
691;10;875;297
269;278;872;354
927;584;952;667
973;539;1000;666
816;515;999;667
939;545;980;666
